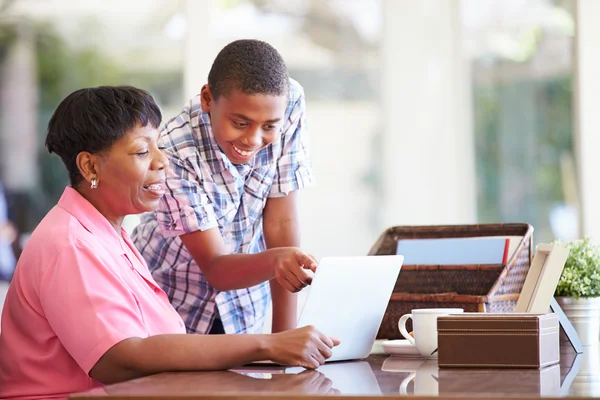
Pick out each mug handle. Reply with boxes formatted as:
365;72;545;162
399;372;416;395
398;313;415;345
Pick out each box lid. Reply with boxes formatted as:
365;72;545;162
437;313;559;332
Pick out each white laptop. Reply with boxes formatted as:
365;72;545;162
257;255;402;365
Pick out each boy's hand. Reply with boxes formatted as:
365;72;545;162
265;325;341;369
269;247;317;292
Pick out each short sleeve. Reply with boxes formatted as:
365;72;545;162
155;153;219;236
39;240;149;374
269;85;315;198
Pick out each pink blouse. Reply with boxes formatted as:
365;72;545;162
0;187;186;399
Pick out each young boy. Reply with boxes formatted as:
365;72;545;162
132;39;316;335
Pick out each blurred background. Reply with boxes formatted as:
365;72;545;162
1;0;597;284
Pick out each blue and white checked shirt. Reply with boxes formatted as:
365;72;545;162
132;78;314;334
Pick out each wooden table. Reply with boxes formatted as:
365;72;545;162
71;345;600;399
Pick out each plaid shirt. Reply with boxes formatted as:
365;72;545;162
132;78;314;334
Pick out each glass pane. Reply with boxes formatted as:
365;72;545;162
462;0;577;243
0;0;184;270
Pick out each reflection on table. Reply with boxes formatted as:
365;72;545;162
378;346;600;397
72;345;600;399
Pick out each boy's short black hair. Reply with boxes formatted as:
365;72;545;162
208;39;289;100
45;86;162;186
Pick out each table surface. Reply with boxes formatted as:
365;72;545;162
71;344;600;399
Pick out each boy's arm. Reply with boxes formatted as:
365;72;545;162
180;228;315;292
163;152;314;293
264;192;302;333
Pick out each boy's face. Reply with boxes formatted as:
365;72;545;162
201;85;288;164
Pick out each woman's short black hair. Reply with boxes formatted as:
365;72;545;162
208;39;289;100
45;86;162;186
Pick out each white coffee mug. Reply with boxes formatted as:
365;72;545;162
398;308;463;358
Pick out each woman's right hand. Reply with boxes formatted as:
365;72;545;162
265;326;340;369
269;370;340;395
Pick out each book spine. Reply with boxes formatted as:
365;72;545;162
502;238;510;264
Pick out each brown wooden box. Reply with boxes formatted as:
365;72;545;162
368;223;533;339
437;313;560;369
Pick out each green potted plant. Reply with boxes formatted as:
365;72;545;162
555;237;600;346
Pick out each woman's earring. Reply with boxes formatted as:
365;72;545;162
90;178;98;189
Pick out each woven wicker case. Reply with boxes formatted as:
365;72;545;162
369;223;533;339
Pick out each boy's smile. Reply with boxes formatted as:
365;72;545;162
200;84;288;165
231;142;259;163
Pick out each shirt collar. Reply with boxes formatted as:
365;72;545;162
57;186;127;255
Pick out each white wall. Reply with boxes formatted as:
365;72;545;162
298;103;381;257
380;0;476;228
184;0;218;99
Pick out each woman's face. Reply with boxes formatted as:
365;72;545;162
91;124;168;217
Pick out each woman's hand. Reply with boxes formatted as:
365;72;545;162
265;325;340;369
269;370;340;395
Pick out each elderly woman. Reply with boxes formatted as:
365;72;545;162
0;86;338;400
